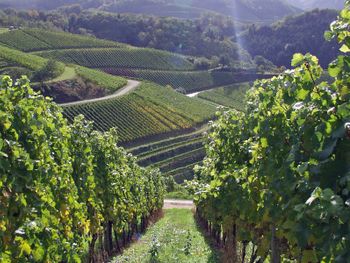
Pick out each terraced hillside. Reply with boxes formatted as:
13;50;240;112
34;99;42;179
0;29;194;70
0;28;124;51
35;48;194;71
104;69;271;93
0;28;268;93
0;44;128;102
62;83;216;144
0;44;65;80
0;27;254;185
127;82;252;183
129;128;207;183
198;82;252;109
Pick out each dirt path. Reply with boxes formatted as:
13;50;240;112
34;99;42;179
59;79;141;106
163;199;194;209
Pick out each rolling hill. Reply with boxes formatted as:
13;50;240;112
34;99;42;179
0;28;265;93
0;0;300;22
0;26;260;184
0;43;128;102
241;9;340;68
101;0;301;22
62;83;216;143
285;0;344;10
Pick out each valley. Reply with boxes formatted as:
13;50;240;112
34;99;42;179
0;1;349;262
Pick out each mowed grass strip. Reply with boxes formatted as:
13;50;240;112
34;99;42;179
113;209;221;263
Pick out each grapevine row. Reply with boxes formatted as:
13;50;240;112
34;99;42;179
63;82;216;143
106;68;273;93
191;7;350;262
0;76;165;262
0;29;122;52
36;47;194;71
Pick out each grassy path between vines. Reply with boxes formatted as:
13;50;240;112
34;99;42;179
112;209;221;263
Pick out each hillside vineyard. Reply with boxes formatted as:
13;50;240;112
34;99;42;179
0;0;349;262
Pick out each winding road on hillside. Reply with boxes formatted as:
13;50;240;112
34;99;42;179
59;79;141;106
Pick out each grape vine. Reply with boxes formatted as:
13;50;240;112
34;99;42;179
191;3;350;262
0;76;164;262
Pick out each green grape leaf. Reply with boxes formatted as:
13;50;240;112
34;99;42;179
340;44;350;53
260;137;268;148
291;53;304;67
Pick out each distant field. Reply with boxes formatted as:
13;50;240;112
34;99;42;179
198;82;252;110
105;69;269;93
0;28;123;51
0;28;8;34
0;45;48;71
63;83;216;143
75;66;127;92
0;28;195;71
35;48;194;71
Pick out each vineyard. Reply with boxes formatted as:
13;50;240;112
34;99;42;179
63;83;216;143
113;209;221;263
35;48;195;71
198;82;251;109
190;8;350;263
75;66;127;92
105;68;273;93
0;29;124;52
0;76;165;262
0;45;50;71
127;128;206;183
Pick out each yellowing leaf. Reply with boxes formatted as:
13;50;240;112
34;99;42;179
340;44;350;53
261;138;268;148
291;53;304;67
19;240;32;256
3;121;11;130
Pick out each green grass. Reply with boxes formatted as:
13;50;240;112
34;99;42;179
165;183;194;200
0;28;9;34
49;66;76;82
113;209;220;263
198;82;252;110
35;47;194;71
165;191;193;200
75;66;127;92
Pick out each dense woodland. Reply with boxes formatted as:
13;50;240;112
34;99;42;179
0;0;300;21
242;9;340;67
285;0;344;10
